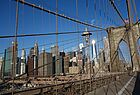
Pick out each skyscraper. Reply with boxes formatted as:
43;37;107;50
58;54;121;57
16;57;21;76
59;52;65;74
51;45;59;57
27;42;39;77
91;40;98;66
52;56;56;76
64;55;70;74
3;47;12;77
91;40;96;60
12;41;18;77
27;47;34;77
33;42;39;76
20;49;26;75
38;48;45;77
2;41;18;78
45;52;53;76
51;45;60;75
54;52;65;75
38;48;52;77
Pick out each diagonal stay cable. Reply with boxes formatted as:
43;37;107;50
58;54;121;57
15;0;106;30
109;0;126;25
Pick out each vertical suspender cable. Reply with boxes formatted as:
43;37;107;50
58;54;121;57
56;0;58;58
76;0;79;49
22;1;25;49
132;0;140;35
86;0;88;23
132;0;138;23
76;0;82;93
12;0;19;95
55;0;58;95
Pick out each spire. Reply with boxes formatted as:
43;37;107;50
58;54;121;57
21;48;26;59
34;42;39;56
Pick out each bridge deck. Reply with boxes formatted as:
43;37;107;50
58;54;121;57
87;73;136;95
1;72;134;95
132;72;140;95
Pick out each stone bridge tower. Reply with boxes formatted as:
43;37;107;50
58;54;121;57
107;23;140;72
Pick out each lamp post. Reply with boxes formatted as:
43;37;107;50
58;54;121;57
81;28;92;78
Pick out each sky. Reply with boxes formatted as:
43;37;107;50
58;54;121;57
0;0;140;62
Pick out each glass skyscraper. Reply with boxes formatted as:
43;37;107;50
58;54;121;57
3;47;12;77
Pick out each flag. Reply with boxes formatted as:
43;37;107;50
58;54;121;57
124;19;129;24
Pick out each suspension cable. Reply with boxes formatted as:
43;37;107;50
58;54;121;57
16;0;106;30
0;29;103;39
109;0;126;25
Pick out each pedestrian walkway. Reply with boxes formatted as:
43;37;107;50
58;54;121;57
132;72;140;95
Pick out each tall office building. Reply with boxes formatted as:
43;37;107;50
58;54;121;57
51;45;60;75
38;48;45;77
52;56;56;76
51;45;59;57
27;47;34;76
45;52;53;76
33;42;39;76
38;48;52;77
16;57;21;76
54;52;65;75
27;42;39;77
29;47;34;57
2;41;18;78
3;47;12;77
91;40;97;60
91;40;98;69
59;52;65;74
64;55;70;74
20;49;26;75
12;41;18;77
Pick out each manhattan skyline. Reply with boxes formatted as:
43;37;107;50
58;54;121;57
1;0;140;63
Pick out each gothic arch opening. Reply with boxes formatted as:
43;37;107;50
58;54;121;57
118;40;132;71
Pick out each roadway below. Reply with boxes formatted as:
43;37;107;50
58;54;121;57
86;72;137;95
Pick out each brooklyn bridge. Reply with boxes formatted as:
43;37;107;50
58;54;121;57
0;0;140;95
